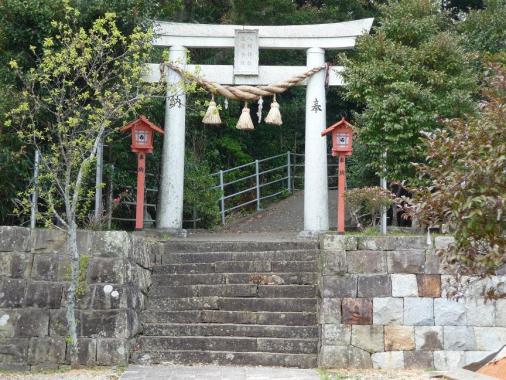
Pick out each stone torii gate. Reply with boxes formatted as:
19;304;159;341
145;19;373;236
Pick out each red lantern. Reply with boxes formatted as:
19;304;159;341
121;115;164;230
321;117;353;157
321;118;354;234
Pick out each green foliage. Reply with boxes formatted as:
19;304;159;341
183;153;221;228
458;0;506;54
6;3;163;228
341;0;479;180
345;186;393;229
406;61;505;275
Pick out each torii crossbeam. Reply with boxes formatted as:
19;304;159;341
145;19;373;236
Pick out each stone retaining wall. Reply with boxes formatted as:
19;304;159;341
318;234;506;370
0;227;152;370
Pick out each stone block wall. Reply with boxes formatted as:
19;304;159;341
319;234;506;371
0;227;152;370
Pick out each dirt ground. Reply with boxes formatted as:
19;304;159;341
0;367;434;380
320;368;433;379
0;367;121;380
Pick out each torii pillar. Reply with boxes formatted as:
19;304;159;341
303;47;329;235
157;45;188;236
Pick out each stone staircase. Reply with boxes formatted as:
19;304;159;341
133;240;320;368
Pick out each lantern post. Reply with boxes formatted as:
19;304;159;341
121;115;164;230
321;118;354;234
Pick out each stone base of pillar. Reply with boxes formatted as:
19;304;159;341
297;230;324;239
134;228;188;238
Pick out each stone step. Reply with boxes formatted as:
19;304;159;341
131;350;318;368
146;297;317;312
138;336;318;354
149;284;317;299
160;241;319;254
153;260;318;275
141;310;318;326
142;323;318;339
158;249;319;265
151;272;318;286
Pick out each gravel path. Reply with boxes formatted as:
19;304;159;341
220;190;338;233
0;368;120;380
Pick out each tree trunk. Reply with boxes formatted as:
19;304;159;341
66;223;80;368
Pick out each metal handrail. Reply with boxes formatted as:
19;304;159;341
112;150;339;227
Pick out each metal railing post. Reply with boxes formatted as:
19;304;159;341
287;151;291;193
30;149;40;230
255;160;261;211
219;170;225;225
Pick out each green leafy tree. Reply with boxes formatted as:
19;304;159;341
341;0;479;181
404;59;505;275
6;4;165;365
458;0;506;54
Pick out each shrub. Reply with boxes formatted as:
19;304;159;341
345;186;393;230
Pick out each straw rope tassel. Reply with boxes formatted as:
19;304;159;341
202;94;221;125
265;94;282;126
236;102;254;130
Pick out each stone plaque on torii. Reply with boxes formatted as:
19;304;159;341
144;19;373;236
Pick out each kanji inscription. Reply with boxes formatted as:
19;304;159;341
234;29;259;75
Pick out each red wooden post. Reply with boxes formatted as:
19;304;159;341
337;154;346;234
135;153;146;230
321;118;354;234
121;115;164;230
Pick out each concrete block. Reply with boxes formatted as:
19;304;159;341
0;310;18;338
49;309;68;337
347;251;387;274
28;336;66;367
0;278;26;308
88;257;125;284
424;253;440;274
357;275;391;297
496;299;506;326
443;326;476;350
321;234;358;251
351;325;384;353
319;345;372;368
387;250;425;273
90;231;131;258
465;299;495;327
434;236;455;250
0;226;30;252
31;229;66;253
342;298;372;325
433;350;465;370
373;297;403;325
80;310;134;338
372;351;404;369
404;351;433;369
322;275;357;298
66;338;96;366
322;250;347;275
417;274;441;297
0;253;31;279
384;326;414;351
404;297;434;326
14;309;49;337
25;282;64;309
320;298;342;324
130;234;151;268
415;326;443;351
322;324;351;345
31;255;60;281
391;274;418;297
434;298;466;326
358;236;426;251
0;338;29;368
319;345;349;368
96;338;128;365
474;327;506;351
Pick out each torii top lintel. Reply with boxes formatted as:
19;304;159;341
153;18;374;50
